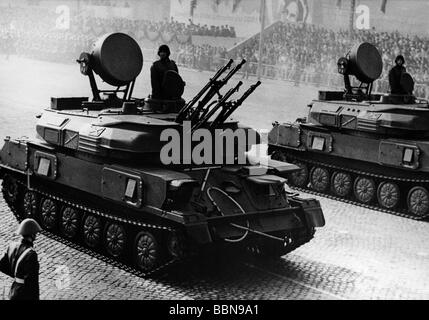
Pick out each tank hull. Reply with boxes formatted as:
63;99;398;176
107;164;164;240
0;136;324;274
268;121;429;219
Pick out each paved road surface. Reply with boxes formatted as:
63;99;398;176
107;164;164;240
0;56;428;300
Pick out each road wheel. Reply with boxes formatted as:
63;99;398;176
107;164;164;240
331;171;352;197
353;176;376;204
105;223;126;258
40;198;58;230
407;186;429;217
310;166;330;192
134;231;161;272
22;191;38;218
82;214;102;248
289;162;309;187
60;207;80;239
377;182;400;209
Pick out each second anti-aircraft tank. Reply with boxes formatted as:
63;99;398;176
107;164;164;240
268;42;429;219
0;33;325;275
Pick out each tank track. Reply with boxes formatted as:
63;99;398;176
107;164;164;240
279;152;429;221
2;175;184;278
1;174;318;278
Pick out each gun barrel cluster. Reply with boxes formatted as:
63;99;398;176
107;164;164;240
175;59;261;132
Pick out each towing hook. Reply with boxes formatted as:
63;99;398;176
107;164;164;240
283;236;293;247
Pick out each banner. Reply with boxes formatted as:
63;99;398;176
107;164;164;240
83;5;136;20
170;0;311;37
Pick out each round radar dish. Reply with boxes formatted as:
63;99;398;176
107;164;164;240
348;42;383;83
91;33;143;86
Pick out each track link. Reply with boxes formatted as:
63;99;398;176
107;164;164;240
2;176;184;278
281;153;429;221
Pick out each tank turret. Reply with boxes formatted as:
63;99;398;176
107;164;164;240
269;42;429;219
0;33;325;274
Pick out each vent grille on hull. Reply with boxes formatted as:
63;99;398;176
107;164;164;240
357;118;379;131
78;135;102;154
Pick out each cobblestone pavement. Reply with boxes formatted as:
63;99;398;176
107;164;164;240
0;56;429;300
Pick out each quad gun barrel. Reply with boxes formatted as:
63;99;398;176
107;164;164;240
176;59;260;132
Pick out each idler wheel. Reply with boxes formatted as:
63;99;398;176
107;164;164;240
134;231;161;272
60;207;80;239
2;175;20;206
407;186;429;217
289;162;309;187
40;198;58;230
22;191;38;218
377;182;400;209
353;176;376;204
83;214;102;248
104;223;126;258
310;167;330;192
331;171;352;197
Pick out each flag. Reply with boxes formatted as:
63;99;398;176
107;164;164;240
258;0;267;24
381;0;387;13
190;0;198;17
232;0;242;12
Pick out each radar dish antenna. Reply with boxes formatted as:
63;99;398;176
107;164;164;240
337;42;383;100
77;33;143;103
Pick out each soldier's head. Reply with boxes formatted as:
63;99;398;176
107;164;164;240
16;218;42;242
395;55;405;66
158;44;170;60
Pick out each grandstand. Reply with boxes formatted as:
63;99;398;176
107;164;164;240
0;0;428;98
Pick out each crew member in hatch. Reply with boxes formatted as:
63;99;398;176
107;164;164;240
388;55;407;94
150;44;180;99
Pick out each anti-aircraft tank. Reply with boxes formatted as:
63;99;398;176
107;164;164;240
268;42;429;220
0;33;325;274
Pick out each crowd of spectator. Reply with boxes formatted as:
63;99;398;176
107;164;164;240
173;43;228;71
80;0;131;6
0;3;237;64
80;17;236;39
0;6;93;63
229;22;429;96
1;4;428;98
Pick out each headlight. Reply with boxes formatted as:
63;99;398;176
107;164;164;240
167;179;198;206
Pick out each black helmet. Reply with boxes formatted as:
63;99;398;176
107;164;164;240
158;44;170;57
395;55;405;64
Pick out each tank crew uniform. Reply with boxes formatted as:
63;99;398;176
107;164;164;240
388;55;407;94
150;45;179;99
